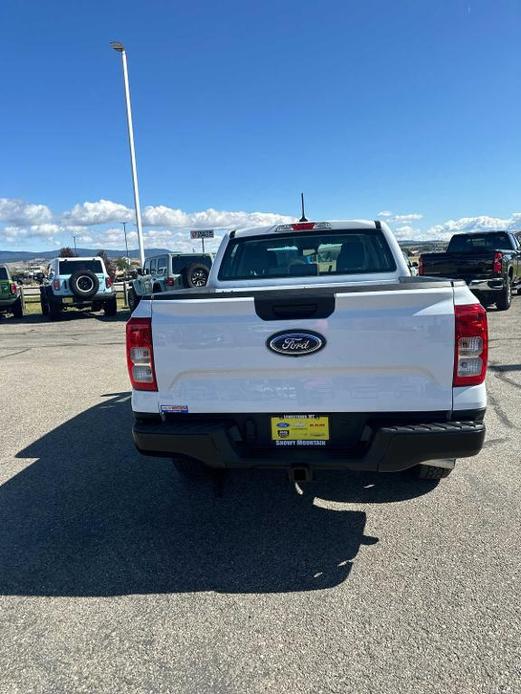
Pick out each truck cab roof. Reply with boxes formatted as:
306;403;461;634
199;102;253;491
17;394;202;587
231;219;380;239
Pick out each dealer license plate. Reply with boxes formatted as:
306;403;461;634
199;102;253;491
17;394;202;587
271;415;329;447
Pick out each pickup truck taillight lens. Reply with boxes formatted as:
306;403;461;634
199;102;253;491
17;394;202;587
493;251;503;274
453;304;488;387
166;277;175;286
105;277;113;288
53;279;60;290
10;283;17;295
126;317;158;391
418;257;424;275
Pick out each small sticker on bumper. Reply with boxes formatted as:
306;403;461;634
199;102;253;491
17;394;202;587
160;404;189;414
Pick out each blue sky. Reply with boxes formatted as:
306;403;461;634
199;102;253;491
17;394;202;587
1;0;520;252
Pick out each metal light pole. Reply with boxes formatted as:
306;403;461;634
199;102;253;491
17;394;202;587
121;221;129;259
72;234;79;254
111;41;145;267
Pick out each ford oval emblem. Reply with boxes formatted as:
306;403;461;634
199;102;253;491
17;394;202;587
267;330;326;357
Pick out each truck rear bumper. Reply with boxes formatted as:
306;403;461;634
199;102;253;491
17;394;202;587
57;293;115;304
132;417;485;472
468;278;505;292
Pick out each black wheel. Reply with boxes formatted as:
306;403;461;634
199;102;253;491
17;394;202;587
40;296;48;315
496;280;512;311
184;263;209;288
104;297;117;316
12;296;24;318
173;457;208;479
69;270;99;300
128;287;140;312
48;301;61;321
415;463;454;480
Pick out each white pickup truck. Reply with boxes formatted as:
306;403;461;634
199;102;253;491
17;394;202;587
126;220;487;481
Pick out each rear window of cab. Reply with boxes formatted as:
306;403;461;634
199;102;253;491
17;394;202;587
218;229;396;281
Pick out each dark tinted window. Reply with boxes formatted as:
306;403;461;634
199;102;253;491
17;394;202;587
157;256;168;274
59;260;103;275
172;255;211;273
218;229;396;281
0;267;8;280
448;233;512;252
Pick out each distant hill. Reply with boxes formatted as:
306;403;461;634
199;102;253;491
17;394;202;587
0;248;171;263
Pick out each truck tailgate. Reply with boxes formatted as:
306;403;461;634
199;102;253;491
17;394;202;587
423;253;495;280
150;285;456;414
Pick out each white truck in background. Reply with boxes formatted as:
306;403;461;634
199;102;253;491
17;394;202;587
126;219;487;482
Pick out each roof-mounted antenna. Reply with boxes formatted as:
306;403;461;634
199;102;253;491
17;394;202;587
299;192;308;222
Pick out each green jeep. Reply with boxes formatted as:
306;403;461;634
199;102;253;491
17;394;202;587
127;253;213;311
0;265;24;318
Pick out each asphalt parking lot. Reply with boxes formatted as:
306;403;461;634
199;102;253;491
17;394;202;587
0;305;520;694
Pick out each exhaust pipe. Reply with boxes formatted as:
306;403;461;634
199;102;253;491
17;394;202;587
289;466;313;482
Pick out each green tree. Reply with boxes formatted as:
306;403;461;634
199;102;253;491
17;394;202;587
115;257;130;272
96;250;116;281
59;247;77;258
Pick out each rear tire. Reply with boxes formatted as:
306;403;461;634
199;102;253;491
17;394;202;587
128;287;139;312
40;295;48;315
496;280;512;311
104;297;117;316
415;463;454;480
12;296;24;318
48;298;61;321
183;263;209;288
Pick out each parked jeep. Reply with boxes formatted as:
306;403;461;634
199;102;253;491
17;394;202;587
40;256;117;320
127;253;212;311
0;265;24;318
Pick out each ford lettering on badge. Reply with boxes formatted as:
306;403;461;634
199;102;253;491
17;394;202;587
267;330;326;357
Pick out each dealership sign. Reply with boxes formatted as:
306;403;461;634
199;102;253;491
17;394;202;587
190;230;215;239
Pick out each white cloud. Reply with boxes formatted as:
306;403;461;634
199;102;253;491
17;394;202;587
4;196;521;252
89;226;225;252
388;212;521;243
1;223;61;241
378;211;423;223
61;199;294;231
392;213;423;223
426;214;521;238
0;198;53;226
62;199;133;226
392;225;417;240
142;204;294;229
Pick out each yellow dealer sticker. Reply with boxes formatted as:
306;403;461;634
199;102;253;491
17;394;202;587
271;415;329;446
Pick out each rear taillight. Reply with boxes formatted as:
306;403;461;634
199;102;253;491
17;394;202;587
166;277;175;286
105;277;113;288
10;283;17;295
418;257;424;275
53;279;60;290
493;251;503;274
126;317;157;391
453;304;488;387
